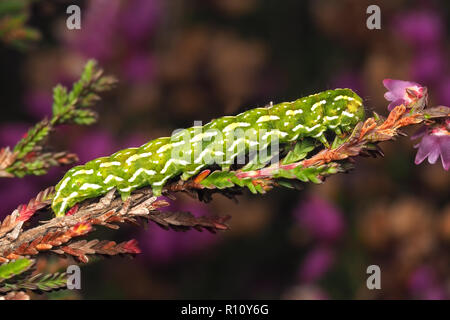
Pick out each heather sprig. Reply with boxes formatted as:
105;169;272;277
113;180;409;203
0;0;40;50
0;258;68;295
0;78;448;299
383;79;450;171
0;60;117;178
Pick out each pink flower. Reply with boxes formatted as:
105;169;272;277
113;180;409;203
412;119;450;171
408;265;448;300
122;53;156;84
120;0;161;44
293;196;344;242
298;245;335;283
394;10;444;47
383;79;425;111
68;0;121;61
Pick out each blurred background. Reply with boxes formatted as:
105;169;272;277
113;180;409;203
0;0;449;299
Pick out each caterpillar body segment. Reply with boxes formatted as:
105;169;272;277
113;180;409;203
52;88;364;216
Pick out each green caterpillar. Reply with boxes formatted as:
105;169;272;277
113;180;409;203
52;88;365;216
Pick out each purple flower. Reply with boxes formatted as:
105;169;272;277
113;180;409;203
408;266;447;300
122;53;156;84
298;245;335;283
120;0;161;44
68;0;121;61
394;10;444;47
293;196;344;242
383;79;425;111
412;119;450;171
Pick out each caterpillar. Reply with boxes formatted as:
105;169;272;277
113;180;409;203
52;88;365;216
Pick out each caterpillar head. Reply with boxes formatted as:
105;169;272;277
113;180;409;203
347;95;365;124
335;89;365;131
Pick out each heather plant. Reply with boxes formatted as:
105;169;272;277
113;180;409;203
0;0;40;50
0;58;448;299
1;0;450;301
0;60;116;179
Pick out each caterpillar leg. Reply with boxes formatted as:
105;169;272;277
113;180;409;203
194;169;211;183
120;191;131;201
317;134;330;149
181;164;206;180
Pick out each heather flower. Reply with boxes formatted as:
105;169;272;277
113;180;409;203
298;245;334;283
120;0;161;44
383;79;425;111
412;119;450;171
408;266;447;300
394;10;444;47
294;196;344;242
68;0;121;61
122;53;156;84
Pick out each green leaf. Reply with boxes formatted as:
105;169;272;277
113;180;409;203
0;259;34;282
52;84;68;117
80;60;96;83
200;171;236;189
0;0;26;17
281;139;315;165
0;272;67;293
331;134;349;149
303;167;322;183
29;272;67;292
242;149;279;171
68;80;83;104
13;120;50;158
72;109;98;125
276;179;299;189
275;168;296;179
79;93;101;108
199;170;266;194
291;167;308;182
